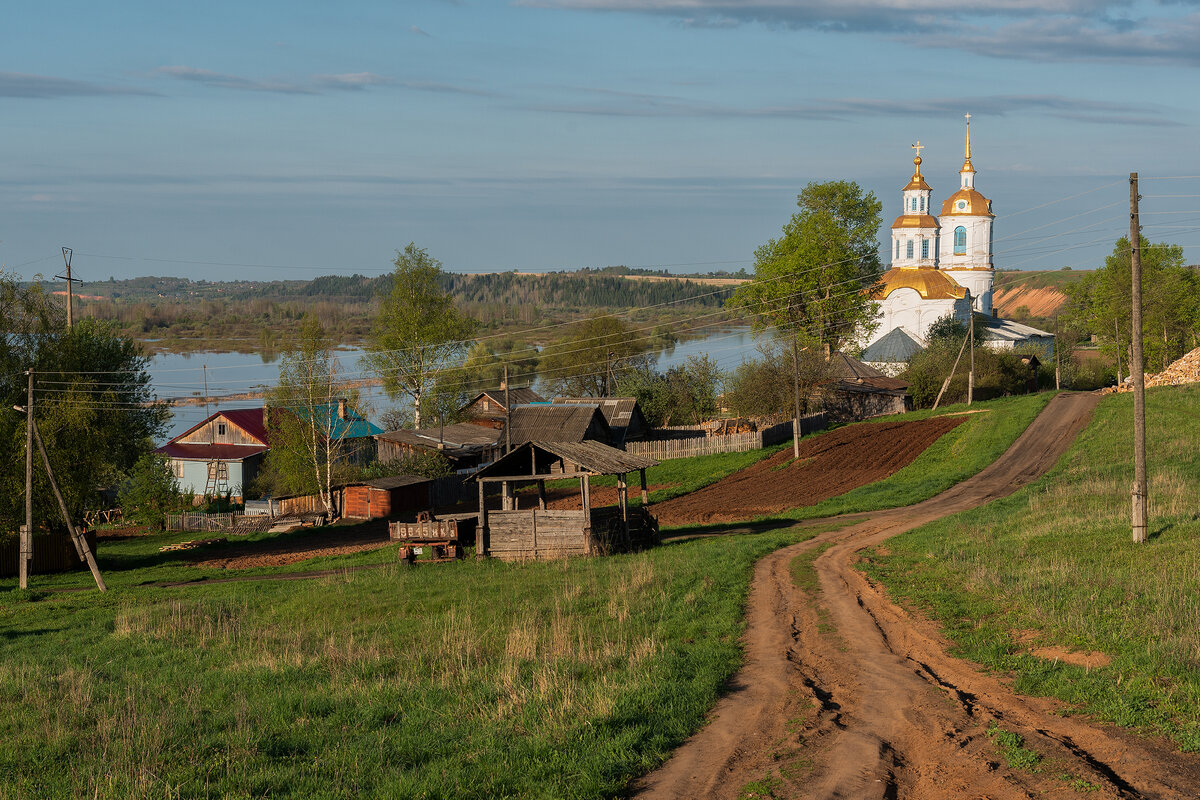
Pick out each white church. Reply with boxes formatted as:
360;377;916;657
861;118;1054;375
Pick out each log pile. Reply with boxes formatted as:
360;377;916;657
1147;347;1200;388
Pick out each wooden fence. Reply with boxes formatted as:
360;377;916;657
165;511;246;533
1;531;99;577
625;415;826;461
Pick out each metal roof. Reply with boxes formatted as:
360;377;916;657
473;440;658;480
167;406;270;447
154;442;269;461
862;327;926;364
376;423;501;449
352;475;432;490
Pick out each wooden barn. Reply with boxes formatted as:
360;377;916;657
505;404;614;447
340;475;434;520
374;423;502;471
459;387;545;428
552;396;648;444
471;441;659;561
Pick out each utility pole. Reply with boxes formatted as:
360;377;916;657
791;336;802;459
967;311;975;405
503;364;512;455
1054;315;1062;390
30;419;107;590
1129;173;1148;544
56;247;80;328
1114;319;1122;386
20;370;33;589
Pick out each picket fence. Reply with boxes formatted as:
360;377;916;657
165;511;245;533
624;415;825;461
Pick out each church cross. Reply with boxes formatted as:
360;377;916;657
911;141;924;158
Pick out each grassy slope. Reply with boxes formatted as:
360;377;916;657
863;385;1200;751
0;530;807;799
993;269;1090;292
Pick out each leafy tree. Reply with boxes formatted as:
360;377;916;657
926;314;967;344
723;338;830;421
119;454;181;529
260;316;363;513
1;273;167;536
358;451;453;481
539;315;653;397
364;244;476;428
458;339;540;396
728;181;883;453
618;355;723;426
1064;236;1200;374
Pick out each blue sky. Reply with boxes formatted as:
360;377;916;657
3;0;1198;283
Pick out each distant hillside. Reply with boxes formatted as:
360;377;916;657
992;268;1087;320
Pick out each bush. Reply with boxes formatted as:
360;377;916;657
118;454;181;529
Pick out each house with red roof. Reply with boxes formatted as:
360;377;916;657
155;408;271;501
154;401;383;501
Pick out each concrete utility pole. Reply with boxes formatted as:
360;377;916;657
20;370;33;589
1129;173;1149;543
967;311;975;406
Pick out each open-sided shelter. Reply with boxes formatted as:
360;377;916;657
471;441;658;561
504;404;614;447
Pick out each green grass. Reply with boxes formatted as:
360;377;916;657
0;528;806;799
986;723;1042;771
862;384;1200;751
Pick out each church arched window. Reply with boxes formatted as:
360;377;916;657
895;239;900;260
906;240;914;259
921;239;929;260
954;226;966;255
920;196;925;212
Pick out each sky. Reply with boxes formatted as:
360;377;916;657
4;0;1199;284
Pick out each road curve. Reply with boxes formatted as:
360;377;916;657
635;392;1200;799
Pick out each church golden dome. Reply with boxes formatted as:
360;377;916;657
892;213;940;229
876;266;967;301
940;187;993;217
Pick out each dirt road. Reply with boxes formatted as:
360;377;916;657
636;392;1200;799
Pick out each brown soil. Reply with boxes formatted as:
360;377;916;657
516;483;676;511
635;392;1200;799
190;521;392;569
650;415;966;527
993;285;1067;318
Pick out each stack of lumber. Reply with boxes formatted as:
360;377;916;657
159;537;227;552
1147;347;1200;387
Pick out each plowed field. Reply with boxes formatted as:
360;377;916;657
651;415;966;527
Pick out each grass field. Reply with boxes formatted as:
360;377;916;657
0;529;808;799
863;384;1200;751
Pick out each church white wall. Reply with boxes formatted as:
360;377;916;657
943;269;994;315
937;215;992;271
869;289;972;346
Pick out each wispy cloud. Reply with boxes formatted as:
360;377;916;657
154;65;317;94
313;72;396;90
523;91;1178;126
519;1;1200;66
0;71;157;98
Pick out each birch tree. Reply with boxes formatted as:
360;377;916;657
364;244;476;428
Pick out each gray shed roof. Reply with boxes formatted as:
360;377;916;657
505;404;613;445
473;440;658;480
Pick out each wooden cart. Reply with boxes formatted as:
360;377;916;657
388;514;466;565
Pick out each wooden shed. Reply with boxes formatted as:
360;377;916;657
340;475;434;520
471;441;659;561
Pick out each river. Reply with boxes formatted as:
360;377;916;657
154;327;760;440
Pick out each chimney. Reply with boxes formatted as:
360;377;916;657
338;398;348;419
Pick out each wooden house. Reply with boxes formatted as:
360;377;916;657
471;441;659;561
155;408;271;501
822;353;912;422
375;423;502;471
551;397;648;445
459;387;545;428
505;404;614;447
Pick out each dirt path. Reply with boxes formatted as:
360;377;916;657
635;392;1200;799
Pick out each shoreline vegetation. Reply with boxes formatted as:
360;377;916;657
38;269;746;356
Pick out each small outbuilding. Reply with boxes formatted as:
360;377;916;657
551;397;649;444
340;475;434;520
505;404;614;447
459;387;546;428
471;441;659;561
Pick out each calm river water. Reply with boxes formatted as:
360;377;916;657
153;327;759;440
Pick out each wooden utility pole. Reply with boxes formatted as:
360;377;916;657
1054;315;1062;390
20;370;33;589
791;336;802;458
31;419;106;590
1114;319;1122;385
503;365;512;455
1129;173;1148;543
